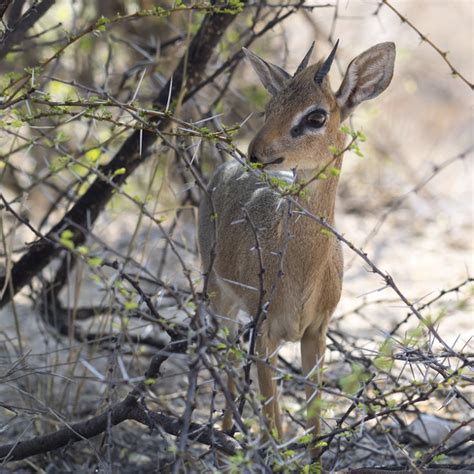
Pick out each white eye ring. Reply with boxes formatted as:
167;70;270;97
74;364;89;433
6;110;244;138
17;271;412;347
290;106;329;135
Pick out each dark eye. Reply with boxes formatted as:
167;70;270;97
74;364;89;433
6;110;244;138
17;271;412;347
305;110;327;128
291;125;302;138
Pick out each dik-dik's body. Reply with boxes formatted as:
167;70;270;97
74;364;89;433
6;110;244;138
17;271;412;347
199;161;344;343
199;41;395;458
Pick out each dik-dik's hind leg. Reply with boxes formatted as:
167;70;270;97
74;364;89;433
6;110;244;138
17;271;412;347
301;323;328;461
256;330;282;438
213;298;240;433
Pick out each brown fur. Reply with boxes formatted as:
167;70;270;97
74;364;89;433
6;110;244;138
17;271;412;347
198;42;395;462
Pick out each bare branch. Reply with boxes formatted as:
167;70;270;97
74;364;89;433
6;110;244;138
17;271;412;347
0;0;55;61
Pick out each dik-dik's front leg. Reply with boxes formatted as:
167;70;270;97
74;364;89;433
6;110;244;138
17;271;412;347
301;323;328;462
256;330;283;439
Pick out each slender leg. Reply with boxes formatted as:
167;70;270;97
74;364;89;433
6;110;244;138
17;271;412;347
301;324;327;461
256;330;282;438
211;291;239;433
222;353;237;432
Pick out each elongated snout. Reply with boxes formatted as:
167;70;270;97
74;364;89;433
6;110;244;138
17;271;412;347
248;131;286;167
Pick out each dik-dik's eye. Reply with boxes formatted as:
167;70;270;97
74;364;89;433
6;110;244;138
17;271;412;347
304;110;327;129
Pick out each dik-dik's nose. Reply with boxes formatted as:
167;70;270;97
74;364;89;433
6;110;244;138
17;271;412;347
247;139;260;163
248;139;285;166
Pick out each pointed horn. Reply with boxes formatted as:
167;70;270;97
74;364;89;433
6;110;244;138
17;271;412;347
314;39;339;84
294;41;315;76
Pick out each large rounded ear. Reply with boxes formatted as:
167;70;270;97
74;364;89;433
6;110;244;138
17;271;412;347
336;42;396;121
243;47;291;96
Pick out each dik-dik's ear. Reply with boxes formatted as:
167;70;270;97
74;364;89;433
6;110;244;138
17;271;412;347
243;47;291;96
336;42;395;121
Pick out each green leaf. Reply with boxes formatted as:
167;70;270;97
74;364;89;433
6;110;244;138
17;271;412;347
60;239;74;250
113;167;126;176
59;229;75;250
298;433;313;444
61;229;74;240
86;148;101;162
374;356;393;371
87;256;102;267
95;15;109;32
339;363;370;394
77;245;89;255
124;301;139;310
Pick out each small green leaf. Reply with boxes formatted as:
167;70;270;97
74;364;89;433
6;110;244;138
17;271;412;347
113;167;126;176
86;148;101;162
339;363;370;394
61;229;74;239
59;229;75;250
60;239;74;250
96;15;109;32
77;245;89;255
374;356;393;371
298;433;313;444
124;301;139;310
87;256;102;267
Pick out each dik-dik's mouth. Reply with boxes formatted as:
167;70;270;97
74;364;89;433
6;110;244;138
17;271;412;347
262;157;285;167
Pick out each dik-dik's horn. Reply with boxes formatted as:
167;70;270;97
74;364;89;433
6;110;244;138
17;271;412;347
314;39;339;84
294;41;315;76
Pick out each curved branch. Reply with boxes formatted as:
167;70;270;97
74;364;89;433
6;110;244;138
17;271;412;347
0;399;237;462
0;0;55;60
0;7;238;308
0;339;238;462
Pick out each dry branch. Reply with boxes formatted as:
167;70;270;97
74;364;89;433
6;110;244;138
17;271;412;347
0;7;238;308
382;0;473;90
0;340;238;463
0;0;55;60
0;0;13;20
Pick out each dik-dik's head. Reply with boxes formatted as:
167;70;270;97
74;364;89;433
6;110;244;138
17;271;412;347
244;41;395;170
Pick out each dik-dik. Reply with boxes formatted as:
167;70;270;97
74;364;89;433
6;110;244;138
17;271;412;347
198;41;395;458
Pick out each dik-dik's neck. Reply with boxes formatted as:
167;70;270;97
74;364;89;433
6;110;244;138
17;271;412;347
296;155;343;225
